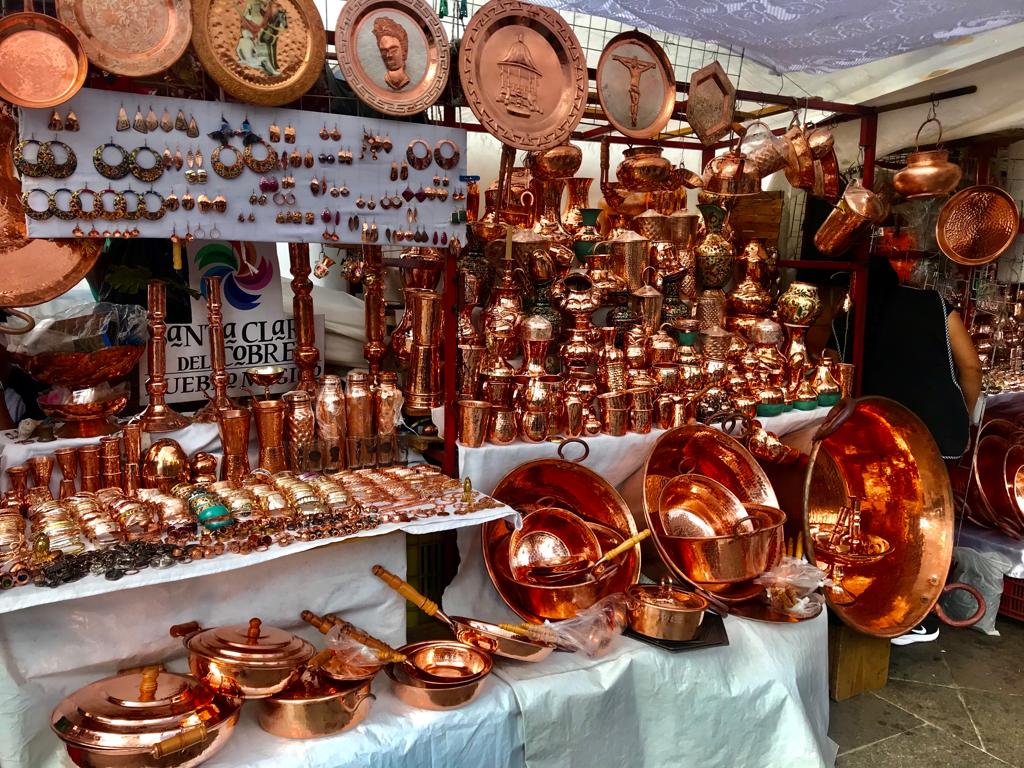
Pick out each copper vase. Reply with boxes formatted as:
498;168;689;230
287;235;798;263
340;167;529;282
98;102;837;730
315;375;347;471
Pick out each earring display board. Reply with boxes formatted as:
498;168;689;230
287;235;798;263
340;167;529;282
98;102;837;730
18;88;468;247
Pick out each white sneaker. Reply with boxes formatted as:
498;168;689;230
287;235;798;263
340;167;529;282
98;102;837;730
891;616;940;646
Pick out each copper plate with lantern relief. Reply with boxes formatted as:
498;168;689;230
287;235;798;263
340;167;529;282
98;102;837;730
335;0;449;116
458;0;587;151
191;0;326;106
596;31;675;140
56;0;192;77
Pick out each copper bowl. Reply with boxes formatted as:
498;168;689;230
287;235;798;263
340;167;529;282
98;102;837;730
12;344;145;388
398;640;492;687
385;663;488;710
626;583;707;641
38;393;130;438
257;676;373;740
508;507;602;582
316;654;382;686
658;474;748;537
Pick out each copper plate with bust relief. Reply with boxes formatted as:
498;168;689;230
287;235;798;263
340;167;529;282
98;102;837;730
191;0;326;106
56;0;192;77
334;0;449;116
458;0;587;151
596;31;675;140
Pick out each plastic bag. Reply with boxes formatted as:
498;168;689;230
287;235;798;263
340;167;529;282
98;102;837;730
38;382;128;406
525;594;629;657
940;546;1013;636
325;623;390;671
5;303;146;355
755;556;828;618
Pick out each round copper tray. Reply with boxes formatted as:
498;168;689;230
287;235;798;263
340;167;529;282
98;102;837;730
596;30;675;140
936;185;1019;266
57;0;191;77
458;0;587;151
334;0;448;116
1004;443;1024;534
0;238;101;308
0;4;87;109
191;0;326;106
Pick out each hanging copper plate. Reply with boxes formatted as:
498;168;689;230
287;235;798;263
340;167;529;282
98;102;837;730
685;60;735;146
936;185;1019;266
458;0;587;151
191;0;326;106
803;397;957;638
334;0;449;116
0;2;87;109
57;0;191;77
596;30;675;140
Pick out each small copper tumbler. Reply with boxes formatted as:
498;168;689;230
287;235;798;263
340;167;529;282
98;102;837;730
252;400;287;473
217;409;252;484
407;289;444;346
78;446;101;493
457;400;491;448
520;410;548;443
488;407;518;445
27;455;55;501
836;363;855;398
602;408;628;436
564;396;585;438
54;448;78;499
630;408;653;434
458;345;486;399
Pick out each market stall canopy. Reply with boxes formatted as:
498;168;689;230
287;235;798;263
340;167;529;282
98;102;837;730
536;0;1024;72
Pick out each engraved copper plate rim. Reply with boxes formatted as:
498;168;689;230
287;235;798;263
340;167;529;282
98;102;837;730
685;60;735;147
936;185;1020;266
0;5;88;109
0;240;101;308
191;0;326;107
57;0;192;77
596;30;675;141
334;0;449;116
458;0;587;151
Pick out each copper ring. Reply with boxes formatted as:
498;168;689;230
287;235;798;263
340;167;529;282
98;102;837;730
244;139;278;174
130;146;164;183
407;139;431;170
93;142;130;180
433;139;459;170
140;190;166;220
212;145;244;179
71;187;101;220
49;187;76;220
21;189;53;220
46;140;78;178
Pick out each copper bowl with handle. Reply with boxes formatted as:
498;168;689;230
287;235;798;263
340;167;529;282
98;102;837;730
51;666;240;768
257;674;373;740
626;583;708;641
398;640;493;687
385;659;489;710
170;618;315;699
508;507;602;582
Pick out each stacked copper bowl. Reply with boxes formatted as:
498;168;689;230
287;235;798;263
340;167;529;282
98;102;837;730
385;640;493;710
965;417;1024;539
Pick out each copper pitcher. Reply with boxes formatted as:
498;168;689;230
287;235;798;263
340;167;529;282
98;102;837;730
814;179;889;257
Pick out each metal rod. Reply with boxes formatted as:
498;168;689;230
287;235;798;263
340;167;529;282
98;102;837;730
442;240;458;478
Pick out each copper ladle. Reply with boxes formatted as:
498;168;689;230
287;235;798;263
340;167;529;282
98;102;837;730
525;528;651;585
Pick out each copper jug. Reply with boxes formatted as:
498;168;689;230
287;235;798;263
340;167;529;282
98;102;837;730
893;117;961;199
595;231;651;291
616;146;673;189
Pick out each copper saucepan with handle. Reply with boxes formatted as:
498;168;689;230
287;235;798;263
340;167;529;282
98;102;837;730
371;564;557;662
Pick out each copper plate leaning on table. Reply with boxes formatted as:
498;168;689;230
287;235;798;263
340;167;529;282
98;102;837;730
56;0;192;77
457;0;587;151
334;0;449;116
190;0;326;106
0;1;87;109
595;30;675;141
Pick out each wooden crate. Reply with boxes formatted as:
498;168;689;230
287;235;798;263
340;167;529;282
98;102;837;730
728;190;784;242
828;621;890;701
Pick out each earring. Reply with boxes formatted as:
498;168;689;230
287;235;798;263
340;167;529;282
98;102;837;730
116;105;130;132
165;190;179;211
367;195;376;211
269;122;281;142
284;124;296;143
213;195;227;213
145;106;158;133
248;212;255;222
400;160;409;180
174;109;187;132
133;106;147;133
390;161;398;182
319;124;330;140
330;124;341;141
65;111;79;132
355;194;365;209
160;108;173;132
174;145;183;171
162;146;173;169
48;110;63;131
187;114;199;138
303;150;314;168
181;190;194;210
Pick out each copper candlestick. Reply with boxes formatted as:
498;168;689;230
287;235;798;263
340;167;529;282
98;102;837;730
139;280;190;433
77;446;100;493
122;422;142;496
288;244;320;396
195;275;238;422
54;448;78;499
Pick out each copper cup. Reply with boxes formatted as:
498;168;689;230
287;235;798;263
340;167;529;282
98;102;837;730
482;374;515;409
458;345;486;399
597;391;629;413
253;399;287;473
52;448;77;499
407;344;442;409
520;410;549;443
628;387;656;411
77;445;101;493
27;455;54;500
217;409;252;484
564;397;584;438
836;363;855;398
457;401;491;448
407;289;444;346
603;361;628;393
488;407;518;445
602;408;628;436
630;408;653;434
652;363;681;393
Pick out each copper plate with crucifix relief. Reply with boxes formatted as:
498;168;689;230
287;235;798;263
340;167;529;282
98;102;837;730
191;0;326;106
335;0;449;116
596;31;675;140
458;0;587;151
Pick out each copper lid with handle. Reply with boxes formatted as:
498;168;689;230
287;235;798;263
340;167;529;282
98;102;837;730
181;618;315;669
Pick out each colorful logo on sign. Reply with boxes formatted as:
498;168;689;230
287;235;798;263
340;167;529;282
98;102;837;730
196;242;272;311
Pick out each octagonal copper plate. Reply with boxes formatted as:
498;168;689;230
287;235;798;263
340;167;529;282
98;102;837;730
334;0;448;116
0;3;87;109
596;30;675;140
57;0;191;77
458;0;587;151
685;60;735;147
191;0;326;106
936;185;1020;266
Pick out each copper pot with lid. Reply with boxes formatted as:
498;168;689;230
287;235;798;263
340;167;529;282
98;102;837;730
257;674;374;740
51;666;240;768
626;582;708;641
170;618;315;699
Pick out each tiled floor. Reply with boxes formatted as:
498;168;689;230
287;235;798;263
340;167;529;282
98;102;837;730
830;618;1024;767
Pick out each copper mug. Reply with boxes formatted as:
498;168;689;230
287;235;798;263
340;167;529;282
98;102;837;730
482;373;515;409
457;400;491;448
520;410;548;443
602;408;628;436
628;387;656;411
564;396;584;438
457;345;486;400
630;408;653;434
595;232;651;291
217;409;252;484
597;391;629;413
488;407;518;445
253;399;287;473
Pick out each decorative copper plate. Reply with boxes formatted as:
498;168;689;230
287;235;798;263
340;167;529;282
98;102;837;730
0;5;87;109
596;31;675;140
936;185;1020;266
334;0;448;116
57;0;192;77
0;238;101;308
191;0;326;106
458;0;587;151
685;60;735;147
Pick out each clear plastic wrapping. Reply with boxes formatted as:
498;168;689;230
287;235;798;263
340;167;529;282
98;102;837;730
5;303;146;355
324;623;389;670
755;556;828;618
533;594;629;657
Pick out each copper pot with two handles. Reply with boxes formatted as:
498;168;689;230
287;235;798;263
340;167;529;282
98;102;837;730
51;666;241;768
626;582;708;641
893;117;962;199
170;617;315;699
